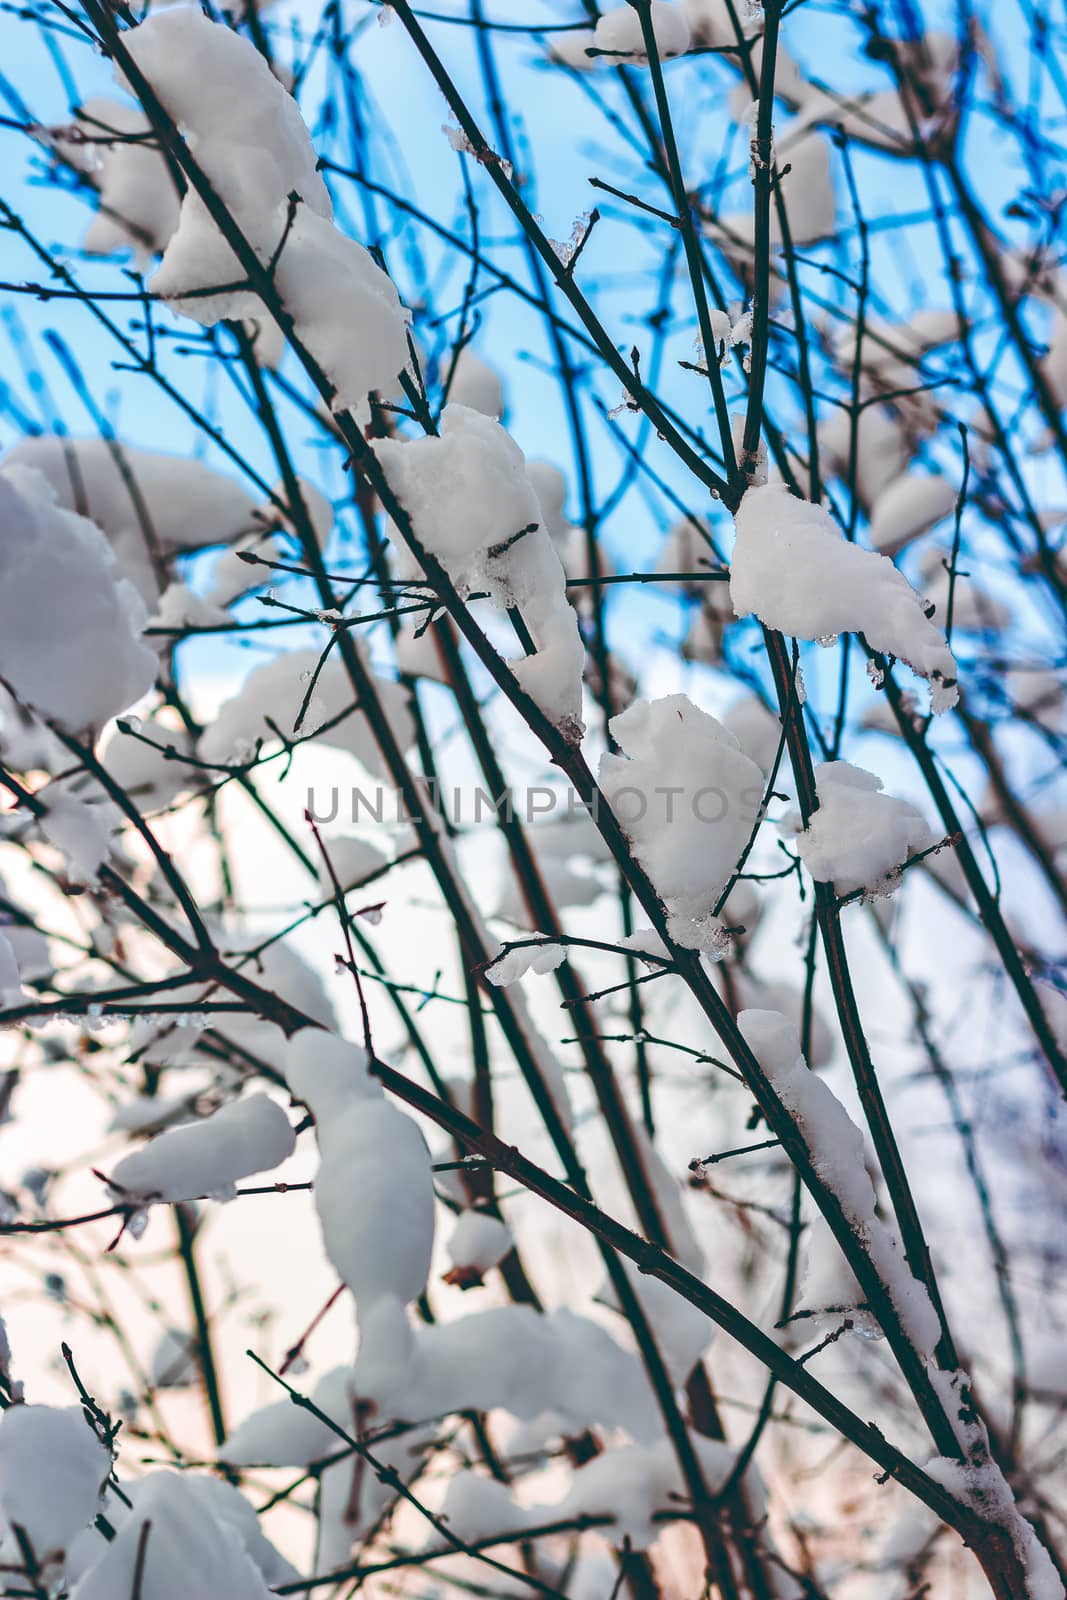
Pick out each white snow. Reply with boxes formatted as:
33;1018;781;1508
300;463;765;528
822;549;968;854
721;693;782;776
731;483;960;711
0;464;156;734
3;436;266;604
376;406;585;734
422;1305;662;1441
594;3;691;61
867;472;957;556
485;940;566;984
445;1210;514;1278
107;1093;295;1204
447;349;505;417
36;778;120;883
70;1471;274;1600
147;583;231;635
595;1263;713;1384
102;714;201;812
552;1435;740;1549
738;1010;942;1356
683;0;758;47
548;29;597;68
436;1472;531;1542
219;1366;352;1468
123;9;410;418
199;647;414;776
923;1446;1063;1600
50;97;180;264
0;1405;110;1566
264;206;411;416
819;405;908;512
789;761;936;898
284;1030;435;1315
598;693;764;949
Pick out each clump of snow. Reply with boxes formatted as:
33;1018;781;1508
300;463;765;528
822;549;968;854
70;1471;275;1600
787;761;936;898
738;1010;942;1356
127;932;336;1077
285;1030;435;1317
526;458;612;596
551;1436;740;1549
657;513;720;591
0;1405;110;1567
122;9;410;419
3;436;267;605
177;1476;299;1590
375;406;585;736
264;207;411;416
222;1298;667;1499
436;1473;531;1543
147;583;230;635
486;940;566;985
703;306;752;365
447;348;504;417
121;9;327;220
924;1434;1062;1600
198;647;414;776
867;472;956;556
102;714;201;812
35;777;120;884
219;1366;353;1468
50;97;180;264
547;29;597;68
0;465;156;735
594;3;691;61
721;693;781;776
709;130;835;256
107;1093;295;1205
598;694;764;949
411;1303;663;1441
683;0;758;47
819;404;908;512
731;483;959;711
595;1264;713;1385
444;1210;514;1287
